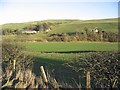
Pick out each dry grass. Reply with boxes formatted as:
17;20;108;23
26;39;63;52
1;68;60;89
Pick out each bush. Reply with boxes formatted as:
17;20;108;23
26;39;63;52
2;40;33;71
64;52;120;88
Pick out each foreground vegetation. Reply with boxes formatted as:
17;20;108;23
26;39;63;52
1;42;120;89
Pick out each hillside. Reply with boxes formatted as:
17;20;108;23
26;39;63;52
47;18;118;34
1;18;118;35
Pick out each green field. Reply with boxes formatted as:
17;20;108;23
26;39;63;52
19;41;118;82
20;42;118;52
49;22;118;34
44;18;118;34
1;18;118;35
2;18;118;85
19;41;118;83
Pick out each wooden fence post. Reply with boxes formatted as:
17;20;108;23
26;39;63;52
86;71;91;89
40;66;48;84
13;60;16;71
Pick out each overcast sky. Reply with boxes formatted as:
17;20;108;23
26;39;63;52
0;0;119;25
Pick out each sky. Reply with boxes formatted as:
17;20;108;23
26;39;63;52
0;0;119;25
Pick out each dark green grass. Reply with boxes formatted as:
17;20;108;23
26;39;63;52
19;41;118;85
29;52;87;84
20;41;118;84
20;42;118;52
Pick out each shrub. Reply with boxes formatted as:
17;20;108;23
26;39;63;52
2;40;33;71
64;52;120;88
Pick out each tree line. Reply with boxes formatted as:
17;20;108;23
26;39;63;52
47;29;118;42
2;24;119;42
2;22;58;35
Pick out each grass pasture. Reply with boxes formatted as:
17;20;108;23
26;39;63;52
20;42;118;52
1;18;118;35
49;22;118;34
44;18;118;34
31;53;82;81
1;18;119;87
18;41;118;84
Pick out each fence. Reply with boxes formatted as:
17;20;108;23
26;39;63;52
1;60;91;89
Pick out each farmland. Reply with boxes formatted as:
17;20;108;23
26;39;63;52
1;18;118;35
1;18;119;88
31;52;84;83
49;21;118;34
20;42;118;52
16;41;118;85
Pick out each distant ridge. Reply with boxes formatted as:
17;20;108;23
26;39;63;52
1;18;118;34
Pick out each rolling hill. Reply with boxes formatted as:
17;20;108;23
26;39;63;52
1;18;118;36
